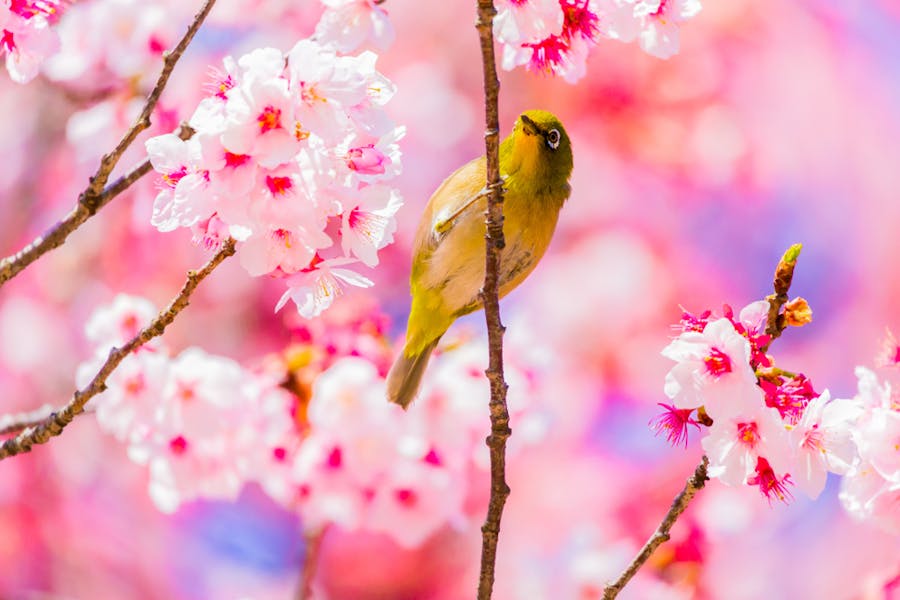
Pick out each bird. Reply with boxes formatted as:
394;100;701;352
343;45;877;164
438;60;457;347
386;109;573;409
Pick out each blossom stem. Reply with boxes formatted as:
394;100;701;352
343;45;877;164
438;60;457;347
602;457;710;600
0;239;236;461
295;525;328;600
474;1;511;599
0;0;217;288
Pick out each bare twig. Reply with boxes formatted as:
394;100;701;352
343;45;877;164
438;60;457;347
0;404;56;436
602;457;709;599
295;526;328;600
604;244;805;597
0;0;217;288
474;1;510;599
0;239;236;461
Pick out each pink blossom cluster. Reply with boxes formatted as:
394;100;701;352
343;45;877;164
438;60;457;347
494;0;702;81
655;301;860;504
292;341;542;547
145;37;403;318
77;295;299;513
838;367;900;534
0;0;64;83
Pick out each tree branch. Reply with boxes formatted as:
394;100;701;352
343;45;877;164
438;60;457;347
604;243;805;597
0;239;236;461
0;0;217;288
474;2;510;599
602;457;709;600
295;526;328;600
0;404;56;436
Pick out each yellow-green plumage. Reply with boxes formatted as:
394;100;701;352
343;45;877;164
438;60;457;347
386;110;574;408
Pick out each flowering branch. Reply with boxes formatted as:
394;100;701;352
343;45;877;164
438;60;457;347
602;457;710;600
0;239;236;461
474;1;511;599
0;0;217;288
604;243;804;598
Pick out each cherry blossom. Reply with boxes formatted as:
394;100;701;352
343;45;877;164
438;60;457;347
314;0;395;54
789;391;861;499
0;0;60;83
632;0;702;59
662;317;760;420
701;404;792;488
145;32;403;319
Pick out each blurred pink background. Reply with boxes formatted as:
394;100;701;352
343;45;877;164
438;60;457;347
1;0;899;597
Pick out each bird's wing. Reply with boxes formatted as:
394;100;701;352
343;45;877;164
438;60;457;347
412;155;487;260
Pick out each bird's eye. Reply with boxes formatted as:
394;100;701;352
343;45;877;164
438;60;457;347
546;129;561;150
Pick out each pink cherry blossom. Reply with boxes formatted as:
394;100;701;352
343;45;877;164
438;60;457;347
222;75;300;170
701;404;792;488
789;391;861;499
146;134;213;232
84;293;158;350
276;258;374;318
632;0;702;59
0;4;58;83
315;0;395;53
339;184;402;267
662;317;761;420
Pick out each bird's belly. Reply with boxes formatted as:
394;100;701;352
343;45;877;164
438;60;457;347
419;211;553;316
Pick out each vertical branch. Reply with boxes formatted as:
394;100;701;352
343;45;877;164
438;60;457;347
474;2;510;599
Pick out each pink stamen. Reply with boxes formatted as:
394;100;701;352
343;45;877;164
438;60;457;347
704;347;732;377
257;105;282;133
169;436;189;456
265;175;293;196
736;421;760;449
395;488;417;508
747;456;793;504
650;403;702;448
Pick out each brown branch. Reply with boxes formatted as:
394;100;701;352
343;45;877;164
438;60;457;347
603;457;709;599
474;2;510;599
0;0;217;288
0;404;56;436
295;526;328;600
762;243;802;350
604;244;806;598
0;239;236;461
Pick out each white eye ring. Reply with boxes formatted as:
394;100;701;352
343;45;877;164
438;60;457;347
547;128;561;149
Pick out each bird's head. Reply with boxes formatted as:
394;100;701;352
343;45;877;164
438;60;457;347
503;109;573;190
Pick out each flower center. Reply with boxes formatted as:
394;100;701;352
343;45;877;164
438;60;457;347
736;421;760;448
266;175;293;196
257;105;282;133
704;347;732;377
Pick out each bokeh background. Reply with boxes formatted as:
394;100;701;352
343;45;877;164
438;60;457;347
1;0;899;597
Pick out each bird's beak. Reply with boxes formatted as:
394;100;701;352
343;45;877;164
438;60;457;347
519;114;542;137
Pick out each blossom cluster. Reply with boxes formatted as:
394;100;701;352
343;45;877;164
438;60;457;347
494;0;702;82
0;0;64;83
77;294;299;513
79;295;546;547
145;36;403;318
655;300;900;533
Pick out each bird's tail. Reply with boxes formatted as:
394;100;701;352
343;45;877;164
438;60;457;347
386;336;442;410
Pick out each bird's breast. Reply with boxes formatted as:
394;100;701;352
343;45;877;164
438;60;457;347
416;190;562;316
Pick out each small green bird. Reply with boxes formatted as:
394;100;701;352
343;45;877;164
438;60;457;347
386;109;573;409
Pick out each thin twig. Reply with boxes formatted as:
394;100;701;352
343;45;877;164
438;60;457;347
762;243;802;350
602;457;709;599
0;0;217;288
0;239;236;461
0;404;56;436
296;526;328;600
474;1;510;599
604;244;805;597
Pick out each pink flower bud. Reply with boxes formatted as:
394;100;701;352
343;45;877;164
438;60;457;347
346;144;388;175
